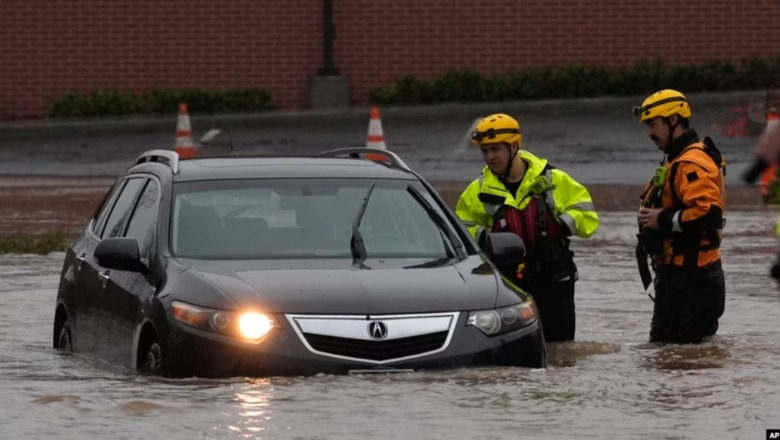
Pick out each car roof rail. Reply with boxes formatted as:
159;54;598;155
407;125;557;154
135;150;180;175
317;148;411;173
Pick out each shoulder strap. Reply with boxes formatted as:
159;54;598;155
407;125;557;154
536;165;557;233
702;136;725;173
667;162;685;210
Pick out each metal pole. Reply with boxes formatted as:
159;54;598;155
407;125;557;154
318;0;339;75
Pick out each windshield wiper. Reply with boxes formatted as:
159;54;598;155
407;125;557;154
351;181;376;268
406;184;466;258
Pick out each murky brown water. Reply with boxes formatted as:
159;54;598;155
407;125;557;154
2;211;780;439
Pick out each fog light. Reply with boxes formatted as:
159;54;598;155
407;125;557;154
238;312;275;340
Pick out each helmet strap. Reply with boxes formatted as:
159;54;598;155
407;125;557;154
501;143;519;180
663;117;679;152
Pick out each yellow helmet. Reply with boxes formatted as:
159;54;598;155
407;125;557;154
633;89;692;122
471;113;522;145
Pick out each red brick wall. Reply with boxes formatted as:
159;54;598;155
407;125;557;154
0;0;321;119
1;0;779;119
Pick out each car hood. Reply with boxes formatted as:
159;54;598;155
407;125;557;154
187;256;503;314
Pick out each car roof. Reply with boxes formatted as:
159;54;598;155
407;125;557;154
171;156;417;182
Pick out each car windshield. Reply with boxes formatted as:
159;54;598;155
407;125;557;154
171;178;464;260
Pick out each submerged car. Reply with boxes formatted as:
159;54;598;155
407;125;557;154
53;148;546;377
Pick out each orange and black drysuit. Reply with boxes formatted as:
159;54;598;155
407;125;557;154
639;129;726;343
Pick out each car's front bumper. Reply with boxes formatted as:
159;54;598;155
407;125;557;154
164;313;545;377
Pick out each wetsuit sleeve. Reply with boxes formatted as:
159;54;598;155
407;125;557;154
550;169;600;239
658;159;723;234
455;179;491;239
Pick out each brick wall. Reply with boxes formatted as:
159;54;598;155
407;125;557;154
1;0;779;119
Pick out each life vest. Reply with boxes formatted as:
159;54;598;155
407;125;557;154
490;190;565;248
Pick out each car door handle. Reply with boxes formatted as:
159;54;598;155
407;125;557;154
98;270;110;288
75;253;86;270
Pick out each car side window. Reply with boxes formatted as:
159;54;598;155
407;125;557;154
101;178;146;239
124;180;160;258
91;180;127;236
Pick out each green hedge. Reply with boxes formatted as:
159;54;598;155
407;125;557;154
0;231;70;255
47;88;274;118
370;58;780;104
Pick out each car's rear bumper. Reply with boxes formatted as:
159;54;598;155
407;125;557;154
164;317;546;377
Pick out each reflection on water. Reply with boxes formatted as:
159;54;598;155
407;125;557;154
2;212;780;439
637;340;731;371
234;382;274;437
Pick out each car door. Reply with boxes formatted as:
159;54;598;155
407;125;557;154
66;179;123;352
98;178;161;368
76;177;146;358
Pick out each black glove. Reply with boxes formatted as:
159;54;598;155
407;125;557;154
771;256;780;281
743;159;770;184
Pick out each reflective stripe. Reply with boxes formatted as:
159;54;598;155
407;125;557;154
483;203;500;216
559;212;576;235
543;168;556;210
462;220;479;226
478;174;502;216
569;201;595;212
672;210;683;233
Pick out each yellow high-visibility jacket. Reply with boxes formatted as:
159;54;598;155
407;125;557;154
455;150;599;241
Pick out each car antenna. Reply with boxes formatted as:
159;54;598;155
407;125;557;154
227;126;236;156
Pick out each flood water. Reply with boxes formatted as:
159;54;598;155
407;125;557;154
2;211;780;439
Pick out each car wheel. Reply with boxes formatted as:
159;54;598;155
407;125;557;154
517;328;547;368
141;341;163;373
57;320;73;352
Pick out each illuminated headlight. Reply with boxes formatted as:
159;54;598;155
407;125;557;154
466;301;538;336
172;301;280;342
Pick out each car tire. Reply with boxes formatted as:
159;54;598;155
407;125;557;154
517;328;547;368
56;319;73;352
140;340;163;373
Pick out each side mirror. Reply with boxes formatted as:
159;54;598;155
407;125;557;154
482;232;526;258
94;237;147;273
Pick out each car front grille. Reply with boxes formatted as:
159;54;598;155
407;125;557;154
287;312;458;364
302;331;449;361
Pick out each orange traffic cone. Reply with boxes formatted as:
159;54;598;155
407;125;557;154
174;103;196;159
365;106;388;161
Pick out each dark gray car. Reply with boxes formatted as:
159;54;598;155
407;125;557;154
53;148;545;377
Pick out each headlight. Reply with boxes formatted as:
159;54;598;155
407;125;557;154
172;301;280;343
466;301;538;336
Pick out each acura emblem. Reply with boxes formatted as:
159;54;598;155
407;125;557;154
368;321;388;340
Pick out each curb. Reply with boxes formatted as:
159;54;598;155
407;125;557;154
0;90;763;140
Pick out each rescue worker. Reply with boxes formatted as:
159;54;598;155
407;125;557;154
743;82;780;203
742;84;780;283
456;113;599;342
745;85;780;282
634;89;727;343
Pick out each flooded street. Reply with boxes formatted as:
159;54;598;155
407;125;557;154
2;211;780;439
